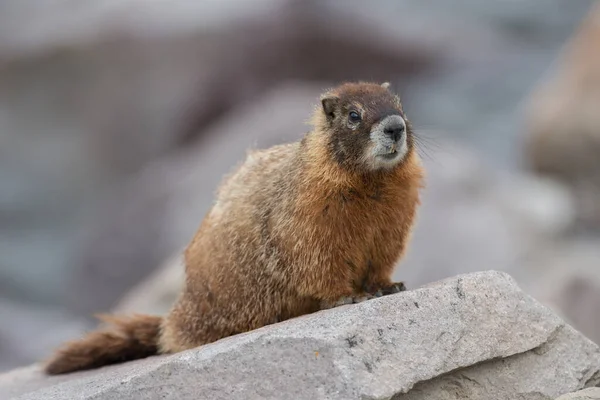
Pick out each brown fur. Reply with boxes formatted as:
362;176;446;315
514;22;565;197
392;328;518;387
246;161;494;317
44;82;425;374
45;314;161;374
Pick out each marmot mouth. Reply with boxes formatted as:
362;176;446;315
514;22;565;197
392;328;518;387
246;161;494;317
379;151;399;159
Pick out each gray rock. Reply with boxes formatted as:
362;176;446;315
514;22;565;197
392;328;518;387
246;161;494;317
556;388;600;400
1;271;599;400
397;325;599;400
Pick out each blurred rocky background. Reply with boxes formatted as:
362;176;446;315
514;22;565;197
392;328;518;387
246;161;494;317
0;0;598;372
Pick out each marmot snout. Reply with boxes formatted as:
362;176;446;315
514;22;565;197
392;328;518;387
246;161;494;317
44;81;425;375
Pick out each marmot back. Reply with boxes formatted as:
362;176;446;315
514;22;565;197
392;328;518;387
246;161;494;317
44;81;425;374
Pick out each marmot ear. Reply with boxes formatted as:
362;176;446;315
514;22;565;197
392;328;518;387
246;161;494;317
321;95;340;120
381;82;390;89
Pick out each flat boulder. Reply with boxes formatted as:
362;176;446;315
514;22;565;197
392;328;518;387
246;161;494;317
0;271;598;400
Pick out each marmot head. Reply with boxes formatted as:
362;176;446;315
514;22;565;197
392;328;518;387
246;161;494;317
316;82;414;173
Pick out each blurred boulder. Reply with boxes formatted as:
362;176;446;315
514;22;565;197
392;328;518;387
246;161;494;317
524;2;600;228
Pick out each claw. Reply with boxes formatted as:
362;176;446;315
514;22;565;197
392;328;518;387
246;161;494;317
379;282;407;296
334;296;354;306
352;294;374;303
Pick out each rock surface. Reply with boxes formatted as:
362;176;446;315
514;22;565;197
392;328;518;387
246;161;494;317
556;388;600;400
1;271;599;400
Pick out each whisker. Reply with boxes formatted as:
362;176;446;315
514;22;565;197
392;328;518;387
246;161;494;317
412;130;473;171
411;130;442;164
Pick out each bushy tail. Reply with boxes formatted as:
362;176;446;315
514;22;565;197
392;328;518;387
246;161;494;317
44;314;162;375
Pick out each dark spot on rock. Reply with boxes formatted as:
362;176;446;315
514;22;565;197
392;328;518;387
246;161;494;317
377;328;384;337
409;318;416;325
456;278;465;300
363;361;373;373
346;335;359;348
584;370;600;387
414;301;419;308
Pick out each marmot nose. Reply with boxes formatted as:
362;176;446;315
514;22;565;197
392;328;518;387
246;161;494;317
383;121;405;142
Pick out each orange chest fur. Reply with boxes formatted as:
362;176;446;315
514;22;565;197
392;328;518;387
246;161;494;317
289;182;416;283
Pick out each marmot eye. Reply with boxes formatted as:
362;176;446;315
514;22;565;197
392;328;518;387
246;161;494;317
348;111;361;123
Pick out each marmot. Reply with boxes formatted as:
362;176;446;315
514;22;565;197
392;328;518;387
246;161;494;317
44;81;425;375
